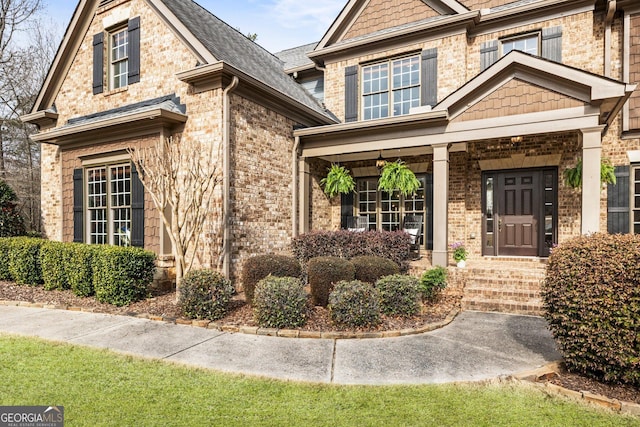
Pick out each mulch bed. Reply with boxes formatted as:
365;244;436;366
1;281;639;405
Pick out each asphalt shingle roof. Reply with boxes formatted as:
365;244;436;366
274;42;318;72
160;0;332;121
67;94;185;125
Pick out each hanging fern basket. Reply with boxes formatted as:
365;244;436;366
320;164;355;198
563;158;616;189
378;159;421;197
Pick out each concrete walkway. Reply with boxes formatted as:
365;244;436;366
0;306;561;385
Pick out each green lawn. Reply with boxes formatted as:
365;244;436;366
1;335;637;427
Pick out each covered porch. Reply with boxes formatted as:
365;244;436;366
294;51;635;268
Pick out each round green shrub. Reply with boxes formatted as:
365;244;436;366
328;280;381;328
68;244;99;297
542;233;640;387
308;256;355;307
252;276;308;328
375;274;420;316
179;269;234;320
351;255;400;284
241;254;301;305
419;266;448;301
0;238;13;281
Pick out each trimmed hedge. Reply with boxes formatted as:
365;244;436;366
291;230;412;269
352;255;399;284
67;244;99;297
253;276;308;329
375;274;420;317
419;266;448;301
41;241;71;291
240;254;301;305
93;246;156;306
0;238;12;281
542;233;640;387
328;280;381;328
7;237;44;285
179;269;234;320
307;256;355;307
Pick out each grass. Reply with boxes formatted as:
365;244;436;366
1;335;638;426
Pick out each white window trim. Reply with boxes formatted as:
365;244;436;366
500;32;541;57
108;26;129;90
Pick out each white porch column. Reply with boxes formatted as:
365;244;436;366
432;143;450;267
298;157;310;235
581;127;605;234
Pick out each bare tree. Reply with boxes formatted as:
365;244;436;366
128;136;222;293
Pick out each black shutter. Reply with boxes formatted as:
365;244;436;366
73;169;84;243
425;173;433;250
130;165;145;247
607;166;630;234
344;65;358;122
128;17;141;85
542;26;562;63
340;192;354;229
421;48;438;107
480;40;498;71
92;33;104;95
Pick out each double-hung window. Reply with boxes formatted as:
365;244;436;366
110;27;129;90
86;164;132;246
362;55;420;120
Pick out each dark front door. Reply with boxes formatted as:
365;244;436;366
498;171;539;256
482;168;557;257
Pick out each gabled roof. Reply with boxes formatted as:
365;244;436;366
434;50;635;127
315;0;469;51
28;0;335;125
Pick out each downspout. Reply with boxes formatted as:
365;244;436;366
292;136;300;238
604;0;617;77
222;76;239;278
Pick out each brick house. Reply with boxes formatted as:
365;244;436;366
23;0;640;310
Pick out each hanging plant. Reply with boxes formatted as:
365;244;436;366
563;158;617;189
320;164;355;198
378;159;421;197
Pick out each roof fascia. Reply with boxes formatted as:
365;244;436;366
30;108;187;145
146;0;216;65
471;0;596;36
177;62;337;126
433;0;469;14
315;0;363;51
20;110;59;130
30;0;98;113
309;11;478;63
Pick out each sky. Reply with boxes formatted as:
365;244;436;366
41;0;346;53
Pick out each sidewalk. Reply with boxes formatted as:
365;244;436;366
0;306;561;385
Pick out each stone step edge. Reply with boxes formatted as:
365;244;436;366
0;299;460;340
509;362;640;417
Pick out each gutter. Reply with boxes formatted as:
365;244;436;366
222;76;239;278
604;0;617;77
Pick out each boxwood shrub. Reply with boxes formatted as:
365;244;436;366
542;233;640;387
419;266;448;301
352;255;399;284
240;254;301;305
375;274;420;317
329;280;381;328
41;241;71;291
7;237;44;285
179;269;234;320
307;256;355;307
291;230;412;269
67;244;99;297
252;276;308;329
0;238;12;281
93;246;156;306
